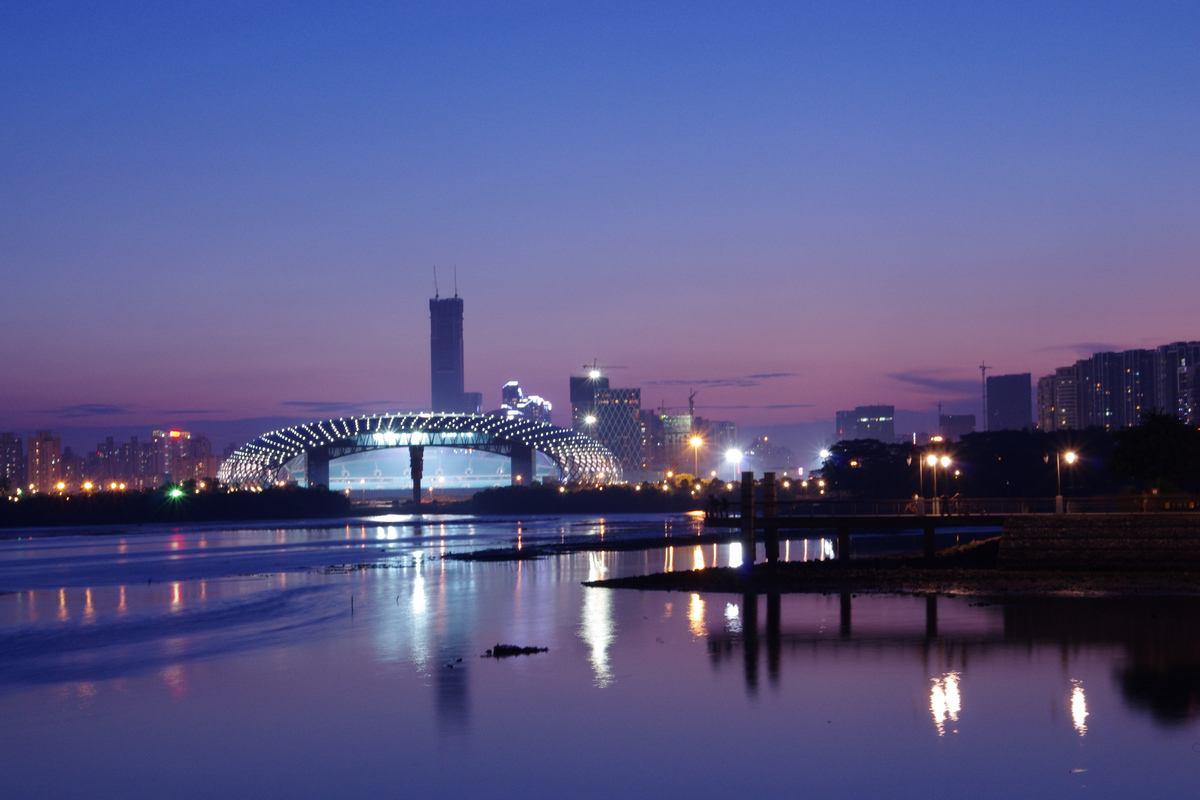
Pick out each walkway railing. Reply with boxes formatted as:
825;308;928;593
707;494;1200;520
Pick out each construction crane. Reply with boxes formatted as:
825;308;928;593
581;358;628;379
979;362;991;431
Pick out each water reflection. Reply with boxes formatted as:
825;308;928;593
703;592;1200;730
581;553;614;687
1070;679;1088;736
6;517;1200;798
687;593;706;637
929;672;962;736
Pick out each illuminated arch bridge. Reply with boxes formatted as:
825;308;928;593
218;412;620;499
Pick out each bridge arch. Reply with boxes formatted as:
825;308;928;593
218;412;620;497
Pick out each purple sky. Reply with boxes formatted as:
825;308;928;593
3;2;1198;446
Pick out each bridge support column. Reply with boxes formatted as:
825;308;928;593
410;445;425;506
923;523;936;561
837;525;851;562
925;594;939;639
510;444;535;487
740;472;756;567
762;472;779;564
306;449;329;489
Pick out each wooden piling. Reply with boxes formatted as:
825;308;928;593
837;525;851;562
923;523;936;561
740;471;756;567
762;472;779;564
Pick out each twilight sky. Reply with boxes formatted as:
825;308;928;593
3;1;1198;444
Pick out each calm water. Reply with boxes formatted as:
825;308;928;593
0;514;1197;798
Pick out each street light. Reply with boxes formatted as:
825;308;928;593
689;435;704;476
1055;450;1078;513
583;414;597;426
925;454;951;514
725;448;743;481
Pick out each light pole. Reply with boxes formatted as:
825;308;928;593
1055;450;1078;514
925;453;952;515
689;435;704;477
725;448;743;482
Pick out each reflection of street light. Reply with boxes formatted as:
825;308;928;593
725;448;743;481
689;435;704;475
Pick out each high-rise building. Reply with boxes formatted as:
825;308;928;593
834;405;895;442
986;374;1032;431
1182;364;1200;425
1155;342;1200;419
429;294;480;412
1040;340;1200;431
27;430;61;492
938;414;976;441
0;433;24;489
1052;366;1079;430
570;371;643;475
594;387;644;475
151;429;192;483
569;372;609;429
1036;375;1057;431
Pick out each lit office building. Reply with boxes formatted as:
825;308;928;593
834;405;896;442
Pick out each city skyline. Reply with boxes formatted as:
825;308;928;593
4;3;1198;438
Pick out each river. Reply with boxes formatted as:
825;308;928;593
0;514;1196;798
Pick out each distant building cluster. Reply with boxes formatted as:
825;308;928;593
0;428;218;493
425;294;757;480
497;380;552;422
1036;341;1200;431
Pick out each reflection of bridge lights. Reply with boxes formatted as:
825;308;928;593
1070;679;1088;736
930;672;962;736
728;542;744;569
688;593;706;637
692;545;705;570
724;602;741;633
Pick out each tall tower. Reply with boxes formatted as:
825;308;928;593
429;294;466;412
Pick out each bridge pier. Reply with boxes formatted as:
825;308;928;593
306;449;329;489
510;443;535;486
923;523;936;561
410;445;425;506
762;472;779;565
837;525;851;562
740;472;756;568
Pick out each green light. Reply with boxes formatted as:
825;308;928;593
167;486;185;500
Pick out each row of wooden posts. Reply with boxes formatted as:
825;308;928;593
738;471;939;565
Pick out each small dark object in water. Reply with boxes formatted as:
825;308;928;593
483;643;549;658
